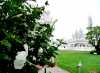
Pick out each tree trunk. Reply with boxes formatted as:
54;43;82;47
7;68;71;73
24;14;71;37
95;44;100;55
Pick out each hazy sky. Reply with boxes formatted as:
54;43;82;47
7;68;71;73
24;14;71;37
47;0;100;40
28;0;100;40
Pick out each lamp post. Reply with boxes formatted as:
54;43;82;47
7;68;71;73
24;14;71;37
77;61;82;73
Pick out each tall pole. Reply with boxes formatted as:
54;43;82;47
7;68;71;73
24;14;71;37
44;67;46;73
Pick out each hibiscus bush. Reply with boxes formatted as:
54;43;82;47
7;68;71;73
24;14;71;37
0;0;61;73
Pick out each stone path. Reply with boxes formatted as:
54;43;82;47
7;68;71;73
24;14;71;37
38;66;70;73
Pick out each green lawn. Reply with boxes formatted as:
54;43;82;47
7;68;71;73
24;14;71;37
56;51;100;73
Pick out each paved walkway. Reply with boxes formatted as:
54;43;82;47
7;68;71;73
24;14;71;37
38;66;70;73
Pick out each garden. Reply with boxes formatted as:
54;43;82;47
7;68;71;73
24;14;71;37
0;0;100;73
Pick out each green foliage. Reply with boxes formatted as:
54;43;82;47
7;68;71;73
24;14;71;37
0;0;59;73
86;26;100;54
86;26;100;45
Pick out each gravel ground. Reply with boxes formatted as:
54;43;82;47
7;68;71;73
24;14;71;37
38;66;70;73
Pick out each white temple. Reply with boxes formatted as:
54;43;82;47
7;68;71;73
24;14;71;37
65;29;94;51
59;16;95;51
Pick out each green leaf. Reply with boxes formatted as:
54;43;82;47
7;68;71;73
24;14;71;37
0;53;9;60
0;39;11;48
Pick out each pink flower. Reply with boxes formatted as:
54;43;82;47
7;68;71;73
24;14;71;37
35;65;43;70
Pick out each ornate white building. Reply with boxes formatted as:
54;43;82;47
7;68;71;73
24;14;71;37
66;29;94;51
59;16;95;51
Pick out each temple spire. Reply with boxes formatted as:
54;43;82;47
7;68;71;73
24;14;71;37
88;16;93;28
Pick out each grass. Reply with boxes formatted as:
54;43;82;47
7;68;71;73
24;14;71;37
56;51;100;73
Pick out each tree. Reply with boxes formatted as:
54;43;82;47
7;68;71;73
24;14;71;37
86;26;100;55
0;0;60;73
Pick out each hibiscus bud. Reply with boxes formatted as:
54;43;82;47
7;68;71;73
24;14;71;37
38;48;43;53
33;56;36;61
